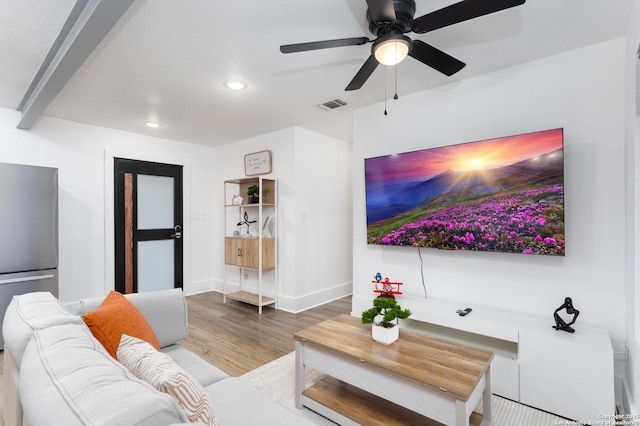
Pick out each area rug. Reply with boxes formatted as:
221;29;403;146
239;351;568;426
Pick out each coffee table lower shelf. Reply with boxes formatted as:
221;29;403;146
302;376;482;426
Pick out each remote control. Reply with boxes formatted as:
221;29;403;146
457;308;472;316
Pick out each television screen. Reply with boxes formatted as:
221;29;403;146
365;128;564;255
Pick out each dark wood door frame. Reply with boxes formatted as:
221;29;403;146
114;158;183;293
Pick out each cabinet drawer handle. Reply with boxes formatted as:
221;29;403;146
238;248;243;257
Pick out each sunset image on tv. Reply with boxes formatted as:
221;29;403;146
365;128;565;255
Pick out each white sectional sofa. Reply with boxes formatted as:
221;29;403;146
2;288;315;426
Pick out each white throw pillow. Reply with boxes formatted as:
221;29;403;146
117;334;219;426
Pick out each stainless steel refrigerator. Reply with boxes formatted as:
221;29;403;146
0;163;58;348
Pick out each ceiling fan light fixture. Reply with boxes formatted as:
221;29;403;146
373;35;411;66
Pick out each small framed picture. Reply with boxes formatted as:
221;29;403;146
244;150;272;176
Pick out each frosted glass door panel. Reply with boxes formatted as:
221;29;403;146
137;240;174;292
137;175;174;229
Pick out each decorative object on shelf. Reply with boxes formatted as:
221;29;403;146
244;150;272;176
361;297;412;345
262;216;273;238
552;297;579;333
372;273;403;299
236;211;257;236
247;185;259;204
232;194;243;205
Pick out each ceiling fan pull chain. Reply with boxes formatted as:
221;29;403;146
384;64;388;115
393;41;399;100
394;63;399;100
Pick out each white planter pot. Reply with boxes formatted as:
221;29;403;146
371;323;399;345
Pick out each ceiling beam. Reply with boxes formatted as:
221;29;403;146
17;0;135;130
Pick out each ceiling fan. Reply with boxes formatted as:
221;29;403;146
280;0;526;91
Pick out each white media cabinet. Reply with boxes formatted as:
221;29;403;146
352;294;614;422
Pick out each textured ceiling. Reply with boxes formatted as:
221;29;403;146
0;0;635;147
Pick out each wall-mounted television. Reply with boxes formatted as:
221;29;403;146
365;128;565;256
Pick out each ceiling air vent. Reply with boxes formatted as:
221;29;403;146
318;98;350;111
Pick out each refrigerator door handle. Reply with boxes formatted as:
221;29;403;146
0;274;55;285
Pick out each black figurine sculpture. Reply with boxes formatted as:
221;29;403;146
552;297;579;333
236;211;256;235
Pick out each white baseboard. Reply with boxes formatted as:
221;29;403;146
623;375;639;415
184;278;220;296
277;281;353;313
185;278;352;313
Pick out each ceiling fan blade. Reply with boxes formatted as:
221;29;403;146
366;0;396;23
280;37;369;54
345;55;379;91
411;0;526;34
408;40;466;76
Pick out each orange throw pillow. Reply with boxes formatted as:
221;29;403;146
83;291;160;358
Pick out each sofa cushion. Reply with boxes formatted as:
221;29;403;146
76;288;188;348
83;290;160;358
161;344;229;387
118;334;219;426
20;323;187;426
2;292;81;366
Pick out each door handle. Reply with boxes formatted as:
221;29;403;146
0;274;55;285
171;225;182;239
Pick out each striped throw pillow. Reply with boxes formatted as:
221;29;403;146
117;334;218;426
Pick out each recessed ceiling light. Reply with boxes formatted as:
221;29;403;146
224;80;247;90
145;121;160;128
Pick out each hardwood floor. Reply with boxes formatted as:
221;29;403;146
179;291;352;377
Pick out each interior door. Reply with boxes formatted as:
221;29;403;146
114;158;183;293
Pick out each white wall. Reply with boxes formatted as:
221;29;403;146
352;39;628;385
624;0;640;415
0;108;217;303
213;127;353;312
292;127;353;309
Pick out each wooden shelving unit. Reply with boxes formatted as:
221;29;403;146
223;177;277;313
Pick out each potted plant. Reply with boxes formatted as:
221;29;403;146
247;185;259;204
361;297;412;345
